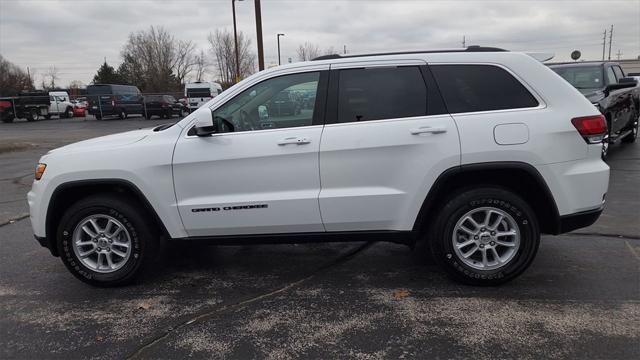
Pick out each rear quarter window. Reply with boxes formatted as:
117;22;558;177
431;64;539;114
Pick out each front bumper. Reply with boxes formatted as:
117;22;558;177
557;206;604;234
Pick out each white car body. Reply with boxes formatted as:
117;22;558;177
28;48;610;285
48;91;74;117
184;82;222;112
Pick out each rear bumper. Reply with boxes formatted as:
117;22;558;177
557;206;604;234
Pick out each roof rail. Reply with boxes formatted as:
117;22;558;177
311;46;507;61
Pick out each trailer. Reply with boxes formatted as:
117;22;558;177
0;91;50;123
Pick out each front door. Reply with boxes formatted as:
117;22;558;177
173;70;329;237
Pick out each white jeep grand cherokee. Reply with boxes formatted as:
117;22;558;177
28;47;609;286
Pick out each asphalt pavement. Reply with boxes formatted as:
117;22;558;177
0;116;638;359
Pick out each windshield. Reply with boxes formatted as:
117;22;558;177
187;89;211;98
551;66;604;90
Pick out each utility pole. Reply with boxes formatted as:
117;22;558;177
232;0;241;82
608;24;614;60
277;33;285;65
462;35;466;48
343;45;347;54
254;0;265;71
616;49;623;60
26;66;31;84
602;29;607;61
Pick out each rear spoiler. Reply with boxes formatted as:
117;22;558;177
526;52;555;62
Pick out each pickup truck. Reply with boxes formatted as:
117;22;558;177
0;91;50;123
549;61;639;158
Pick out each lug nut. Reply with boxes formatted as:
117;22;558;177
479;244;485;248
481;228;486;232
491;231;496;235
474;236;479;240
490;241;496;246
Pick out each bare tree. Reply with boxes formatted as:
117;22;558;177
0;55;34;95
193;49;209;82
173;39;196;85
118;26;196;92
297;42;320;61
207;29;255;88
45;65;60;89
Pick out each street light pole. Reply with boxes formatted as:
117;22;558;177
277;33;285;65
255;0;265;71
232;0;241;82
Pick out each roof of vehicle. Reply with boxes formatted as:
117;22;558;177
311;45;507;61
547;61;620;68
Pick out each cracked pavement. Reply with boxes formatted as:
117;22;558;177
1;117;638;359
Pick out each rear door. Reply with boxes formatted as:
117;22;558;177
319;60;460;231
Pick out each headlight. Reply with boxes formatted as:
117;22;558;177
35;163;46;180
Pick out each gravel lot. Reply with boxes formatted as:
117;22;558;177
1;116;638;359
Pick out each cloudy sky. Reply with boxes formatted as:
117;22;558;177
1;0;639;87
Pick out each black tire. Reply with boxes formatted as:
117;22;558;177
429;187;540;286
118;108;126;120
63;107;73;119
56;195;158;287
26;108;39;122
145;112;153;120
1;116;14;123
95;114;102;120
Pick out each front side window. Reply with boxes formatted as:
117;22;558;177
214;72;320;132
605;67;617;84
613;66;625;81
431;64;539;113
337;67;427;123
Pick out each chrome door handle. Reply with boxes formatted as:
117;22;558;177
410;126;447;135
277;137;311;145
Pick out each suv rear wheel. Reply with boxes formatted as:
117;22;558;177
118;108;126;119
430;187;540;286
57;195;157;287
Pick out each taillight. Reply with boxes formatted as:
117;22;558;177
0;101;12;110
571;115;607;144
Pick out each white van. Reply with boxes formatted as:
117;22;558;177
47;91;74;119
184;82;222;112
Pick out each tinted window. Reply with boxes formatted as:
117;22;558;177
551;65;604;89
337;67;426;123
213;72;320;132
613;66;625;80
87;85;112;95
431;65;538;113
605;67;617;84
187;89;211;98
145;95;162;102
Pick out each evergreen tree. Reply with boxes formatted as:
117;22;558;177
92;61;121;84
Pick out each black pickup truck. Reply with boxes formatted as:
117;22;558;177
0;91;50;123
549;62;639;158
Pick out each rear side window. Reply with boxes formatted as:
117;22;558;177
431;65;539;113
337;67;427;122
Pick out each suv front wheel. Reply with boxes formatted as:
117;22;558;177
430;187;540;286
57;195;156;286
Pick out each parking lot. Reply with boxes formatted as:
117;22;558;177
0;116;638;359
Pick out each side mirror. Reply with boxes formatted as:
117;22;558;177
618;77;638;85
606;80;637;91
193;110;217;137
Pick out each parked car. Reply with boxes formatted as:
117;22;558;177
46;91;74;119
144;95;188;119
267;90;301;116
0;91;50;123
87;84;144;120
185;82;222;112
549;62;638;157
29;47;609;287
